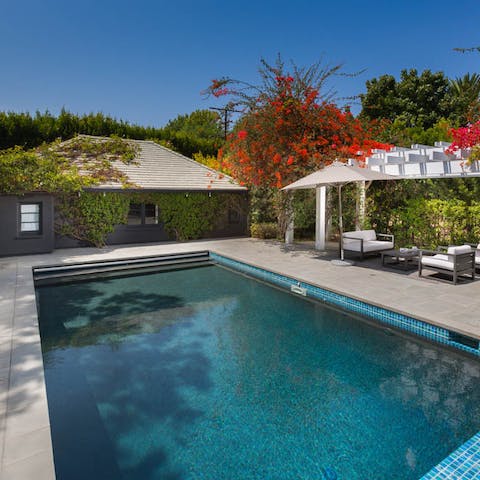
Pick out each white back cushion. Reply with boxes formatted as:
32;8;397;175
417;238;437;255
447;245;472;255
343;230;376;241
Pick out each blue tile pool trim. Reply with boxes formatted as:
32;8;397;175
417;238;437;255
420;432;480;479
210;252;480;358
210;252;480;480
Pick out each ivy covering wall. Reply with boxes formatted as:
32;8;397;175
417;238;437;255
55;191;247;246
55;192;131;247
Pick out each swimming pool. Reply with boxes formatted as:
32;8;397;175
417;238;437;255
36;262;480;479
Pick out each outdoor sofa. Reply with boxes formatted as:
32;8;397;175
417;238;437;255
342;229;394;259
419;245;475;285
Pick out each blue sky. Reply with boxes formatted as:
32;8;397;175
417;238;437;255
0;0;478;127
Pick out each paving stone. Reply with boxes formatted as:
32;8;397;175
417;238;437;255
3;426;53;466
1;450;55;480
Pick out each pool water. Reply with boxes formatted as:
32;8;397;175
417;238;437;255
36;264;480;480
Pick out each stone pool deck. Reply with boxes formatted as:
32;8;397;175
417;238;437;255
1;237;479;479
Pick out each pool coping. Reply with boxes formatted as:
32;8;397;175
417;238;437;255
0;261;55;479
1;246;479;479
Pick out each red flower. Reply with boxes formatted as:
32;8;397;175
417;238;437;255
287;156;294;165
237;130;248;140
213;87;229;98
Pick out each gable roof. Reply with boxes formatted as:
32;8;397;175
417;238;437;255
74;136;246;192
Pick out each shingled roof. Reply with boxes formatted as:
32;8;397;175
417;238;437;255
78;136;246;192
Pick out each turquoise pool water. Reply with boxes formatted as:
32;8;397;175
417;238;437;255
36;264;480;480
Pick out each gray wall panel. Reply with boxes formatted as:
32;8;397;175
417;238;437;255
0;194;54;256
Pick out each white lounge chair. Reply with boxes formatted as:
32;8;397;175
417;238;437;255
419;245;475;285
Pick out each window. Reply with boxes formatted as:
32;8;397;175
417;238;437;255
127;203;142;225
144;204;159;225
127;203;158;225
228;208;240;224
19;203;42;234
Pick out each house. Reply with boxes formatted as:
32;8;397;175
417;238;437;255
0;136;248;256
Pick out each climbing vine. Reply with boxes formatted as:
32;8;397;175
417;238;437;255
0;135;138;194
55;192;130;247
53;190;246;246
129;192;246;241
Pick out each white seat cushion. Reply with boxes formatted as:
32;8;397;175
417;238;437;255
363;240;394;252
343;239;393;252
421;254;454;271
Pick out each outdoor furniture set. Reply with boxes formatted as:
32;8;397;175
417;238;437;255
342;230;478;285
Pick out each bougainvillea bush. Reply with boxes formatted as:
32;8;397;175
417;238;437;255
206;58;390;189
205;57;390;234
446;120;480;163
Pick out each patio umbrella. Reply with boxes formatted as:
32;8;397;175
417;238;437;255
282;161;397;261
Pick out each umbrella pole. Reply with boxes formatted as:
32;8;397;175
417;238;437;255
338;185;344;260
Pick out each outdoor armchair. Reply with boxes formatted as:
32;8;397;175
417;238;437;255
342;229;394;259
418;245;475;285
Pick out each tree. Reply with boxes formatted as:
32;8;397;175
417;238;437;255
453;46;480;53
206;57;390;189
164;109;223;141
360;69;455;129
0;109;221;157
372;118;452;148
161;109;224;157
449;73;480;123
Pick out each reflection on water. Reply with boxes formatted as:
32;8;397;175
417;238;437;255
36;265;480;480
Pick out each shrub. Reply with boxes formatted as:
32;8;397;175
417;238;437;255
250;222;278;239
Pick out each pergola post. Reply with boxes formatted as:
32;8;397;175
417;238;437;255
285;195;294;244
285;218;294;244
315;186;326;250
355;181;366;230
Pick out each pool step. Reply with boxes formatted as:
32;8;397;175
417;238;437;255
33;251;211;283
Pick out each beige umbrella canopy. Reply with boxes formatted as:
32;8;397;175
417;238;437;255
282;161;397;260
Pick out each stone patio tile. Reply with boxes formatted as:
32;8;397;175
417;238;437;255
5;399;50;438
13;301;38;319
0;339;12;371
2;450;55;480
3;426;52;466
